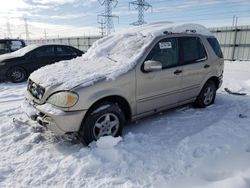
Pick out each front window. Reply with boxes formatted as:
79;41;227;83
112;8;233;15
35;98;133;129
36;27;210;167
33;46;55;57
145;37;179;69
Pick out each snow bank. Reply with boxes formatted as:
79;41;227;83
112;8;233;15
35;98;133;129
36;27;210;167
3;62;250;188
30;23;212;89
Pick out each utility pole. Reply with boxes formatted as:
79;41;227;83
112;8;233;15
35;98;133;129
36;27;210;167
232;15;238;27
98;19;106;36
24;18;30;40
6;18;12;38
98;0;119;35
44;29;47;40
129;0;152;26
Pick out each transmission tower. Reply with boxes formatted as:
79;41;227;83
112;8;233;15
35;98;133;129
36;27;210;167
98;19;106;36
6;18;12;38
98;0;119;35
24;18;30;40
129;0;152;26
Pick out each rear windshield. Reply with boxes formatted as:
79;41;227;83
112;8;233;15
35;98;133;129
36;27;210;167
207;37;223;58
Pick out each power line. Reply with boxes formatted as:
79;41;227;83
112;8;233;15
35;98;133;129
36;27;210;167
98;0;119;35
129;0;152;25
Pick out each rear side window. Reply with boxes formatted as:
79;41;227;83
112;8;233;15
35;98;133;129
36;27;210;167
181;37;207;64
0;42;7;50
207;37;223;58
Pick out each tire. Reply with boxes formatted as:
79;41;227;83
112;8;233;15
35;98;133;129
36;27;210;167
78;102;125;145
194;81;217;108
7;67;27;83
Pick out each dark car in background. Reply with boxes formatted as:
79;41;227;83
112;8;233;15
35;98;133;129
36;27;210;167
0;44;84;83
0;39;26;55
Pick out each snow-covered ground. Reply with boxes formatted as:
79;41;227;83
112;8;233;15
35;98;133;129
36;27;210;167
0;61;250;188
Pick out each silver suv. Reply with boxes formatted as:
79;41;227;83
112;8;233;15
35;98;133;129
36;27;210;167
24;23;224;145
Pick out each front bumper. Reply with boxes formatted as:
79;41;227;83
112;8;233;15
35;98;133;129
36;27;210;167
22;99;87;135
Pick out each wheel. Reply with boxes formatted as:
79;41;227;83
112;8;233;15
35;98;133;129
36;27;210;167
7;67;27;83
78;102;125;145
194;81;217;108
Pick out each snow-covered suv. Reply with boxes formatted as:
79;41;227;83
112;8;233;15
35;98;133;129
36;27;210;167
23;23;224;145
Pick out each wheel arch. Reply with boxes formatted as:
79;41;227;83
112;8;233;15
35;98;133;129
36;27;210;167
82;95;132;125
205;76;220;89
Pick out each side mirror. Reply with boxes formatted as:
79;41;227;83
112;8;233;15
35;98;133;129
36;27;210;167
144;60;162;72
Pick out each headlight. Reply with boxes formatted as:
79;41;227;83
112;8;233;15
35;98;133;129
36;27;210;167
47;91;78;108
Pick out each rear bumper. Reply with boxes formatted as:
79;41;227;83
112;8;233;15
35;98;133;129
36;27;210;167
218;75;223;88
22;99;87;135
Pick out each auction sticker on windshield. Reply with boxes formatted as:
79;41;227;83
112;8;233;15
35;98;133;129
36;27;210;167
159;42;172;49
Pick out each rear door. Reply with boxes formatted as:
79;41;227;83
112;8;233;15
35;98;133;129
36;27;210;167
179;36;211;102
136;37;183;115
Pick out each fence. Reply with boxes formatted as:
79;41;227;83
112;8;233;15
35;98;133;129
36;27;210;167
27;25;250;61
210;25;250;60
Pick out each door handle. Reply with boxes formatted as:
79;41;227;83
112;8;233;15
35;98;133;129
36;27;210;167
174;70;182;75
204;64;210;69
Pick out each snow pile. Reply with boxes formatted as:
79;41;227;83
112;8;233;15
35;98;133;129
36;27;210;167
30;23;212;89
1;61;250;188
95;136;122;149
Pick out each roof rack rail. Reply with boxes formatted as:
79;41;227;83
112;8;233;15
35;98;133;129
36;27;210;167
163;31;173;35
185;29;196;33
164;29;197;35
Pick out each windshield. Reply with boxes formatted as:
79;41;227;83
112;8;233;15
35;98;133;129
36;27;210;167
87;32;152;63
10;44;39;56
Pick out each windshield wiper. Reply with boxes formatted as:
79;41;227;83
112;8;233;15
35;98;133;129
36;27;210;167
106;56;117;63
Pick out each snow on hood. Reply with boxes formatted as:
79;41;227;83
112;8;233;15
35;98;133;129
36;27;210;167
30;23;213;89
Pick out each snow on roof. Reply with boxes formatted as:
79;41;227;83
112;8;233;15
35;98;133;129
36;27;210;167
30;23;213;89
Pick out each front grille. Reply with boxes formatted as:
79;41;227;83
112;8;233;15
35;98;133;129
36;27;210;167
27;79;45;100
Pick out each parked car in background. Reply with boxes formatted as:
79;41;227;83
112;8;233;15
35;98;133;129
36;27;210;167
24;23;224;145
0;39;26;55
0;44;84;82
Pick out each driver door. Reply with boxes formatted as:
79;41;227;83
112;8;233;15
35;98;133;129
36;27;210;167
136;37;183;115
27;46;57;72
